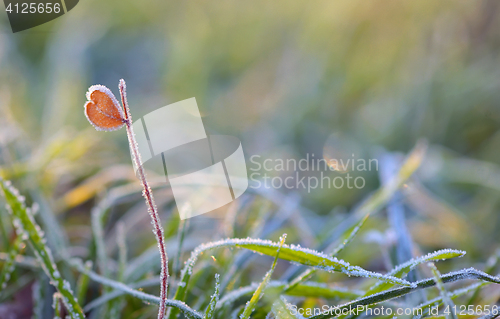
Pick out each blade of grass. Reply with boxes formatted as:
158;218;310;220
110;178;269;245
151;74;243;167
76;260;92;306
308;268;500;319
0;208;10;250
240;234;286;319
53;292;62;319
30;191;69;257
91;200;110;278
68;258;202;319
416;282;485;317
284;141;427;283
366;249;466;295
478;307;500;319
117;221;127;282
83;276;161;312
217;281;363;310
170;237;412;319
0;233;24;293
379;153;415;266
337;249;467;319
284;214;370;293
429;263;458;319
219;200;275;293
271;296;304;319
204;274;220;319
0;179;85;319
325;140;427;250
467;249;500;305
108;221;127;319
174;213;189;280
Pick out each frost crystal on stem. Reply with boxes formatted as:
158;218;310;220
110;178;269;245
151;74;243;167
118;80;169;319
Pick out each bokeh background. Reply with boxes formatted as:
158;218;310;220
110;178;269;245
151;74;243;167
1;1;500;318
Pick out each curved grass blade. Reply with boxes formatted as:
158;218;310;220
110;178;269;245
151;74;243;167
219;199;273;293
240;234;286;319
478;307;500;319
0;179;85;319
91;202;109;277
0;234;24;293
169;237;412;319
83;276;160;312
108;222;127;319
76;260;92;306
429;263;457;319
416;282;484;317
204;274;220;319
174;217;189;279
331;213;369;257
68;258;202;319
285;214;370;293
379;153;414;267
467;249;500;306
233;239;410;286
0;209;10;251
336;249;467;319
30;191;69;258
53;292;62;319
217;281;363;310
284;141;427;285
271;296;305;319
366;249;466;295
308;268;500;319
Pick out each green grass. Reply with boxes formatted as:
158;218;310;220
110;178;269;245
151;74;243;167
1;137;500;319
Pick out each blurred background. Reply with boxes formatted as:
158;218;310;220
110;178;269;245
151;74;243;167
1;0;500;317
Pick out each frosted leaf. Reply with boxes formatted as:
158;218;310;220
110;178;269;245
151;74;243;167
84;84;126;131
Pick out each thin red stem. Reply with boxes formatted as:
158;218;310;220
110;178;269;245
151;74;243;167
119;79;169;319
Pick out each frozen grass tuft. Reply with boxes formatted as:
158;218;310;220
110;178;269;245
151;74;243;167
1;134;500;319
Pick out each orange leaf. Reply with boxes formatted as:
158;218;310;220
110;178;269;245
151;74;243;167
84;85;125;131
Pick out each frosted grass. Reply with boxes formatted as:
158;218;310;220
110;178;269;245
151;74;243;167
271;296;305;319
366;248;466;295
168;236;411;319
217;281;363;310
240;234;286;319
429;262;458;319
307;267;500;319
0;179;85;319
204;274;220;319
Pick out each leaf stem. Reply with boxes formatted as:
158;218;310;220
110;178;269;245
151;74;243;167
119;79;169;319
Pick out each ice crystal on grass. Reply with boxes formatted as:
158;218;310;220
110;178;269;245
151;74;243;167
0;179;85;319
53;292;63;319
429;263;457;319
366;248;466;295
240;234;287;319
271;296;305;319
204;274;220;319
